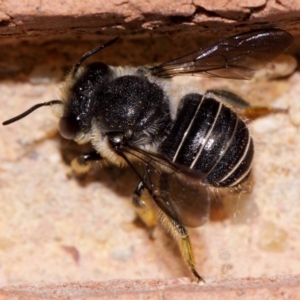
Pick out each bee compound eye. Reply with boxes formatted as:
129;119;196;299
58;114;80;140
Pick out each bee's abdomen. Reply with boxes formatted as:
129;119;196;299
159;93;254;187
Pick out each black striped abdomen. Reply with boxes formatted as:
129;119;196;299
159;93;254;187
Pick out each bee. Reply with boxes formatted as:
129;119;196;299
3;28;293;282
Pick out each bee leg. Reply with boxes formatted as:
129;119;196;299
160;212;204;283
206;89;288;120
71;151;103;174
132;181;157;237
238;106;288;120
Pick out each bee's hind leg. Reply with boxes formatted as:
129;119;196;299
239;106;288;120
132;181;157;237
206;89;288;120
159;211;205;283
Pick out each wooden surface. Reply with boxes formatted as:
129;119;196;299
0;0;300;37
2;276;300;299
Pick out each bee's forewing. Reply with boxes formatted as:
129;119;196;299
151;29;293;79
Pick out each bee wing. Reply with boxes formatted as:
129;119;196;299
153;166;211;228
151;29;293;79
121;144;211;227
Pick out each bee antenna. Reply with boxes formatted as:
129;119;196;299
72;37;120;76
2;100;63;126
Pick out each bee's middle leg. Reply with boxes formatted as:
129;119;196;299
132;181;157;236
159;211;205;283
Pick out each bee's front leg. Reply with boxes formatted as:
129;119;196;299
71;151;103;174
132;181;157;237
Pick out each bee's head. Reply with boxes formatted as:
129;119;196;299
59;61;113;141
3;38;119;142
